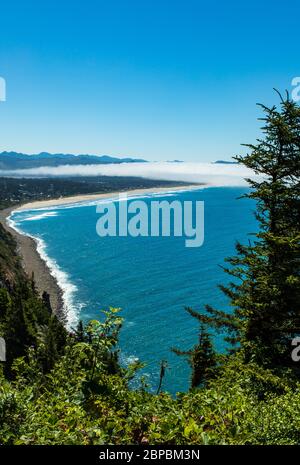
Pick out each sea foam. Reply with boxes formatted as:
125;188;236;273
8;212;82;328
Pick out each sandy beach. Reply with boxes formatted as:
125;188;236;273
14;184;201;211
0;184;201;320
0;205;64;315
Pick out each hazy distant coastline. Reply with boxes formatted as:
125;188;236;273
15;184;201;211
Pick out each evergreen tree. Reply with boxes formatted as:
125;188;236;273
42;291;52;314
30;271;36;292
74;320;86;342
36;316;67;372
190;92;300;374
173;311;216;389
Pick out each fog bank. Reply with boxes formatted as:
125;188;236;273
0;162;257;187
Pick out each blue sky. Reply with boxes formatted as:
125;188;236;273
0;0;299;161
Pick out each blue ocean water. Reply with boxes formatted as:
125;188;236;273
11;187;256;394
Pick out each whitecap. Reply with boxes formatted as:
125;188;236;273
22;211;58;221
7;212;81;328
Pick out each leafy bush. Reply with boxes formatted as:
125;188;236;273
1;309;300;445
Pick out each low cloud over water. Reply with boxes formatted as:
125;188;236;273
0;162;256;187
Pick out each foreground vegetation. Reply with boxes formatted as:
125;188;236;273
1;315;300;445
0;92;299;444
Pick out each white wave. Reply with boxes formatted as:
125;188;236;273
7;215;20;233
22;211;58;221
126;355;140;365
7;212;81;328
33;236;81;328
120;353;140;367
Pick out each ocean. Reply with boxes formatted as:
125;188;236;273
10;186;257;394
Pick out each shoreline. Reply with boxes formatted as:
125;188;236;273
0;183;202;324
14;184;202;211
0;205;65;317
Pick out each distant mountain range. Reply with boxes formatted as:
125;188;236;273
0;152;147;170
214;160;238;164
